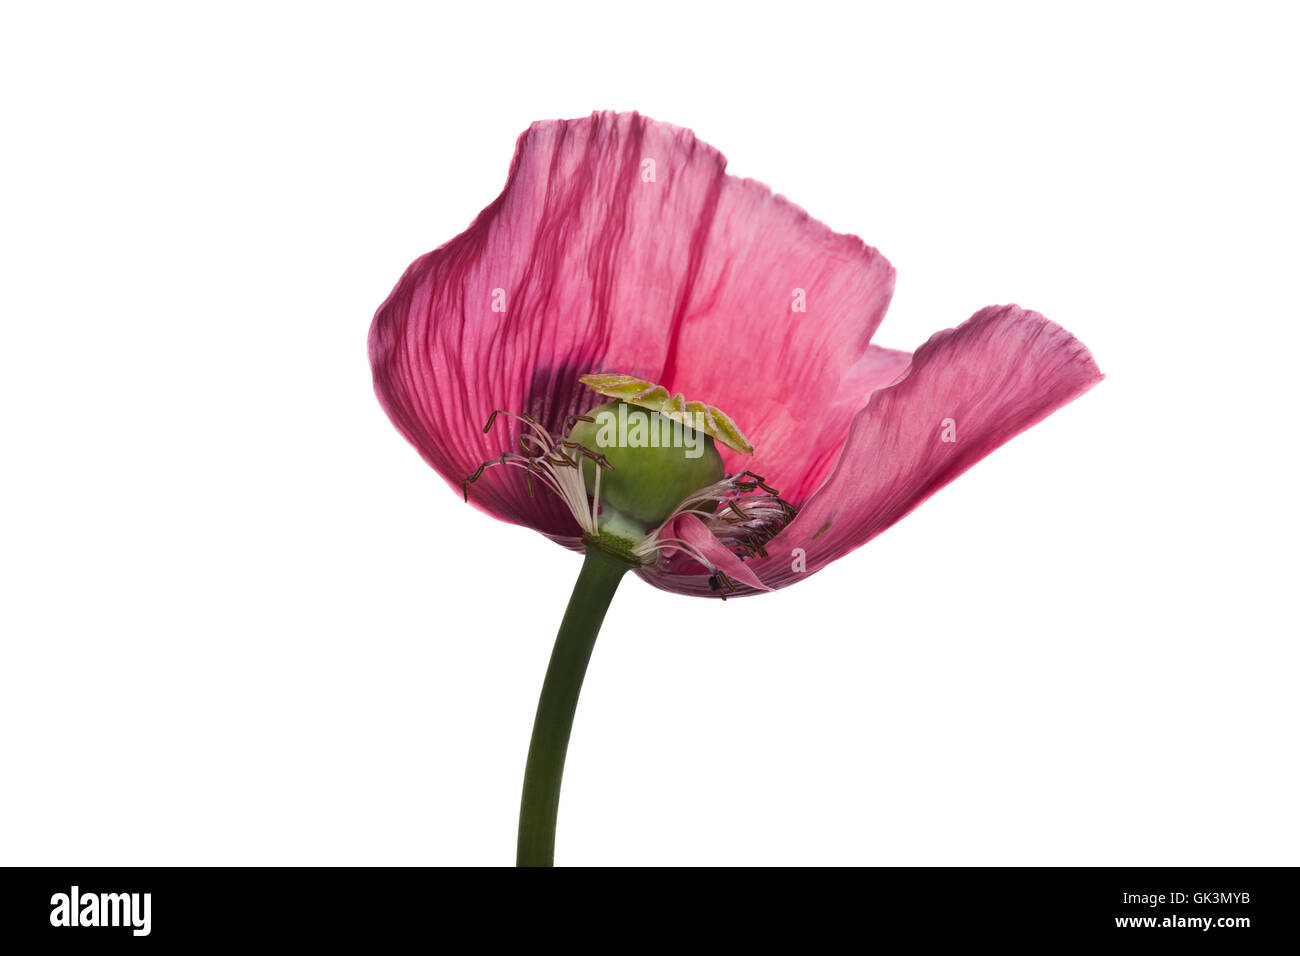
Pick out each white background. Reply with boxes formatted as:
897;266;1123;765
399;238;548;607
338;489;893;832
2;1;1296;866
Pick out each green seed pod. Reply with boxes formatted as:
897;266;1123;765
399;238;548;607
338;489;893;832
567;401;724;527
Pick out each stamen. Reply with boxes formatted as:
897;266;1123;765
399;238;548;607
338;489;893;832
645;535;715;570
735;470;780;495
725;498;751;520
463;404;796;587
559;440;615;471
464;408;612;537
708;571;736;600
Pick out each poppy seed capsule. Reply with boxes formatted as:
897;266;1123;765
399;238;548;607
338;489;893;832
567;401;724;527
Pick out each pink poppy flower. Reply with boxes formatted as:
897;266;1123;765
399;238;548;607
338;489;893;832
369;111;1101;598
371;111;1102;866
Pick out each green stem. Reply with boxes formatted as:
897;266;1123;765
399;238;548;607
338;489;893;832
517;546;630;866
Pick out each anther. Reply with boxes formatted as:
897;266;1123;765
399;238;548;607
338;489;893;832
726;499;752;520
736;471;779;495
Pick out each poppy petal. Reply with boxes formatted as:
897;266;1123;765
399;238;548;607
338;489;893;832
369;111;895;538
748;304;1103;589
660;513;772;593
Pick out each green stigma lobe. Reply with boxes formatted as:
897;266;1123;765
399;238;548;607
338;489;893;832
578;373;755;455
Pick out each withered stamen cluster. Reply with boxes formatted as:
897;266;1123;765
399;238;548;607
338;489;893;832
462;410;795;595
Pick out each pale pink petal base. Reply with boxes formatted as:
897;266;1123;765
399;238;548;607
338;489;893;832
667;514;772;592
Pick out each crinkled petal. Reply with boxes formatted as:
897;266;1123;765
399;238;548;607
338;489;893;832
781;344;914;504
757;305;1102;589
644;305;1102;596
369;111;894;538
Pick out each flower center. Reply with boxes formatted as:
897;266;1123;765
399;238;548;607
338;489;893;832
463;374;795;582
